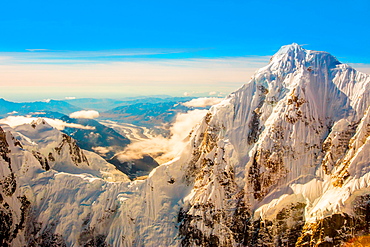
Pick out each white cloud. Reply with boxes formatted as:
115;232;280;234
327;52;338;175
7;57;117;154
116;109;208;164
70;110;99;119
183;92;190;96
209;91;217;95
65;96;76;100
92;146;111;156
46;119;95;130
0;116;95;130
183;97;223;108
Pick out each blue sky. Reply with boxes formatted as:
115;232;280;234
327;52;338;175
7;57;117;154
0;0;369;101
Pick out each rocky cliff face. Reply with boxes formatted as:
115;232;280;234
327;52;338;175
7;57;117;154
175;44;370;246
1;44;369;246
0;126;33;247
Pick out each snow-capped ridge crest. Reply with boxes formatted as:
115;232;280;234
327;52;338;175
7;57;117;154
269;43;341;70
274;43;304;56
270;43;306;63
28;118;56;132
30;118;47;127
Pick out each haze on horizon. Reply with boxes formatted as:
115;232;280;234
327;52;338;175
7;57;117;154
0;0;369;101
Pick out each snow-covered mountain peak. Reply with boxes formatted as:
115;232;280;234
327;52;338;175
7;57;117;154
274;42;304;56
24;118;57;137
237;43;370;127
30;117;48;127
174;44;370;246
266;43;339;75
1;45;369;247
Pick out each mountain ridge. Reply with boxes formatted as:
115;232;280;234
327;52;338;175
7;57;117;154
0;98;82;117
0;44;369;246
174;43;370;246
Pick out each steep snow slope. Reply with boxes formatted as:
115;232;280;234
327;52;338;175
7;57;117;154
0;119;132;246
12;119;129;182
1;44;370;247
0;120;187;246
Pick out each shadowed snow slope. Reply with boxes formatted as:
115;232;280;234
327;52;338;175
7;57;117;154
1;44;370;246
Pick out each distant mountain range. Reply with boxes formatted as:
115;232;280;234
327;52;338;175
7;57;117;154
0;96;212;137
0;96;204;130
0;98;81;117
102;101;200;134
0;97;209;177
63;96;196;111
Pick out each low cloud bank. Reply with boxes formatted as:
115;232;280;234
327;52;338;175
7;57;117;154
116;109;208;164
183;97;223;108
0;116;95;130
70;110;99;119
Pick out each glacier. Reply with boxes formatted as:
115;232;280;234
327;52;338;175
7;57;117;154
0;43;370;246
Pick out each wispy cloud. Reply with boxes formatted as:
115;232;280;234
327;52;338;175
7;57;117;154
2;48;368;101
0;59;255;84
182;97;223;107
26;49;50;52
0;116;95;130
0;48;198;65
0;48;273;100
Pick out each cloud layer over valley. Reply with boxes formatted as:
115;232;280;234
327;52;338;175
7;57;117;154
0;116;95;130
115;109;209;164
